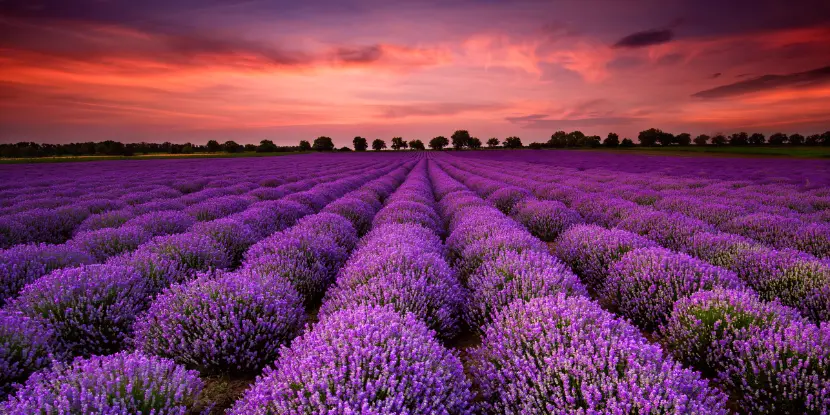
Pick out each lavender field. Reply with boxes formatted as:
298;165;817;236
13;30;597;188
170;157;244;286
0;151;828;414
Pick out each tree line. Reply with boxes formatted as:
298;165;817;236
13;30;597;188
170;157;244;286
3;128;828;158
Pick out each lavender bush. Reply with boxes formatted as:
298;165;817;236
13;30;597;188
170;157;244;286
0;243;94;305
134;270;304;375
2;351;203;414
601;247;744;330
228;305;472;414
468;294;728;414
0;310;60;395
10;264;152;356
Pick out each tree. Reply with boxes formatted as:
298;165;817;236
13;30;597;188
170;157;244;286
620;138;635;147
729;132;749;145
789;133;805;145
676;133;691;146
257;139;278;153
768;133;788;145
656;131;675;146
182;143;194;154
409;140;425;150
603;133;620;147
468;137;482;149
299;140;312;151
429;136;449;150
711;135;727;146
312;136;335;151
585;135;601;147
451;130;471;150
391;137;407;150
504;136;523;149
206;140;221;153
548;131;567;148
353;136;368;151
821;131;830;146
806;134;821;145
566;131;585;147
749;133;765;145
487;137;500;148
223;140;242;153
244;144;257;152
638;128;663;146
372;139;387;151
693;134;710;145
338;146;352;152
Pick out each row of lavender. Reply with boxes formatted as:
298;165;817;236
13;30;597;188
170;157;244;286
0;154;383;248
0;157;401;305
436;155;829;413
0;155;419;412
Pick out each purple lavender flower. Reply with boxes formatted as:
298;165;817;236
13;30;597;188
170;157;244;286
682;231;760;268
468;294;728;414
0;310;60;395
456;228;548;279
552;224;658;290
70;225;151;261
730;247;830;322
616;210;715;251
2;351;203;414
601;247;745;330
485;186;533;214
231;200;312;239
465;250;587;331
321;197;377;235
134;270;304;375
356;222;446;257
185;195;252;221
0;242;94;306
10;264;152;356
283;190;330;212
659;288;805;378
124;210;196;236
322;247;464;339
292;212;358;252
228;305;472;414
136;232;230;274
75;208;136;233
512;199;583;241
190;218;257;267
718;321;830;414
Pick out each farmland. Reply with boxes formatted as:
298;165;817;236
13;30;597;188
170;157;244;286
0;151;828;414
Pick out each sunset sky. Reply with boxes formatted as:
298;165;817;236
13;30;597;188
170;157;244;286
1;0;830;146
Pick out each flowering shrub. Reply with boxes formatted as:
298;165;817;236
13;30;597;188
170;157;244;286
601;247;744;330
190;218;257;267
659;288;804;377
321;252;464;339
468;294;728;414
0;243;94;305
485;186;533;214
730;248;830;322
75;208;136;233
511;199;582;241
465;250;587;331
124;210;195;236
70;225;151;261
552;224;657;290
134;270;304;375
228;305;472;414
231;200;312;239
0;310;59;394
322;197;376;235
2;351;203;414
682;231;759;268
185;195;252;221
616;210;714;251
719;321;830;414
10;264;152;356
136;232;230;274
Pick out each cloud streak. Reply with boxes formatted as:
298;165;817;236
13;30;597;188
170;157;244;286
692;65;830;99
613;29;673;48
